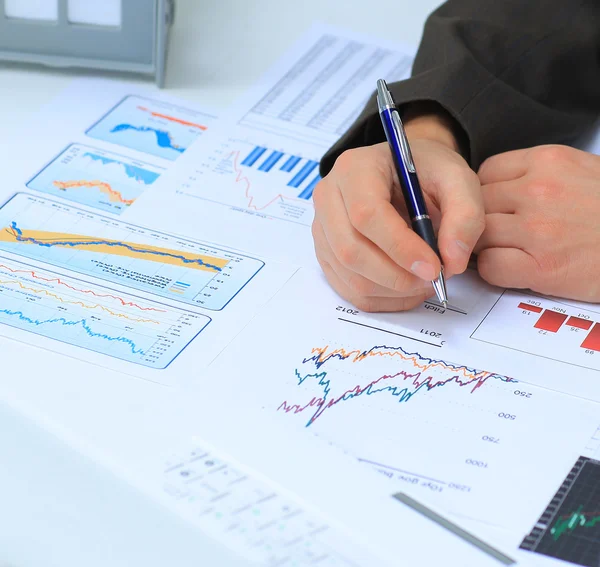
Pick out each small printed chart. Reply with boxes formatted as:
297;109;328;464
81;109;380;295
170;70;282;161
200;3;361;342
0;194;264;311
0;257;210;369
472;290;600;371
86;95;215;161
178;137;318;225
27;144;163;214
520;456;600;567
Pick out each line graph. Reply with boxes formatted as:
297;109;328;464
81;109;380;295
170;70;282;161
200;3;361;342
0;257;209;368
177;137;317;225
86;95;215;160
0;194;264;311
205;269;600;532
27;144;163;214
279;344;514;426
521;456;600;567
2;223;228;273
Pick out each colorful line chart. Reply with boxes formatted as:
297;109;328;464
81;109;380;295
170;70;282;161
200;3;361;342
178;137;317;225
520;456;600;567
86;95;215;161
278;344;514;427
0;257;209;368
0;194;264;311
27;144;163;214
204;269;600;531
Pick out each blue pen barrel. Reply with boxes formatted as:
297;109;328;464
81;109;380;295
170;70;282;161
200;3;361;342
379;109;428;220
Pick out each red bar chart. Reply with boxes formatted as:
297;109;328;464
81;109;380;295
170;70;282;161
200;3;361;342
516;302;600;352
472;291;600;371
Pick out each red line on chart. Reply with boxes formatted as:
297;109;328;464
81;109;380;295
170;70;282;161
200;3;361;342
0;263;166;313
229;150;308;211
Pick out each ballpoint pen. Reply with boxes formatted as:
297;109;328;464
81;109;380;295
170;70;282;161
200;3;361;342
376;78;448;307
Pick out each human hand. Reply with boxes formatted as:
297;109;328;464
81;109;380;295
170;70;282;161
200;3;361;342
474;145;600;302
312;111;484;312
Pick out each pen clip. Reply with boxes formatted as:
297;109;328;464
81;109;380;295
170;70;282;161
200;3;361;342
391;111;416;174
376;79;416;174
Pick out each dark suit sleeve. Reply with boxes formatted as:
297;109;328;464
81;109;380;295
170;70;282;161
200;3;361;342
320;0;600;175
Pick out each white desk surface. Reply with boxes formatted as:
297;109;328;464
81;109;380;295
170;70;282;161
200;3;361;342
0;1;443;566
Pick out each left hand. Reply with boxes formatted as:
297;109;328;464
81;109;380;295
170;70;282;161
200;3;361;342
474;145;600;302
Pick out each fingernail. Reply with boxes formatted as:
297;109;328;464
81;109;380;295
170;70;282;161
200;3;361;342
449;239;470;260
411;261;437;281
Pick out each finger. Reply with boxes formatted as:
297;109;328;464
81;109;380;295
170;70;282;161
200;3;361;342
317;184;435;291
473;214;526;253
477;148;529;185
319;259;433;313
318;231;430;298
430;168;485;276
334;156;441;279
477;248;539;289
481;181;521;214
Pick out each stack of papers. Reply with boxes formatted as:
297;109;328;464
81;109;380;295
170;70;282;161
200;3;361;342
1;22;600;567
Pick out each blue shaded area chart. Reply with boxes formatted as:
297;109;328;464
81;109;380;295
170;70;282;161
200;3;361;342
86;95;215;161
0;257;210;369
27;144;163;214
0;194;264;311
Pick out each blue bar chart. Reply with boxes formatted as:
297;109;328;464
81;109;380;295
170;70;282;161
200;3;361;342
240;145;321;201
176;137;318;226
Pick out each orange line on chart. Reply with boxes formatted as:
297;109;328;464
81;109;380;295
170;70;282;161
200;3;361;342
137;106;207;130
310;345;493;384
229;150;308;211
0;279;161;324
53;180;135;206
0;263;166;313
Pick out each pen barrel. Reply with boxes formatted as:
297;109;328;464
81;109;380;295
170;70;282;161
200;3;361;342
380;110;428;219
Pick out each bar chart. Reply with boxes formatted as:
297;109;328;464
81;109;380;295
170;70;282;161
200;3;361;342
177;136;317;225
240;145;321;200
471;290;600;371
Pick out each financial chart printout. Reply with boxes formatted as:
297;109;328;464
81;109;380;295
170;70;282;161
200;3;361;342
152;26;417;265
0;257;209;369
520;456;600;567
235;26;414;148
201;269;599;541
472;290;600;372
162;443;362;566
27;144;164;215
0;194;263;311
86;95;216;161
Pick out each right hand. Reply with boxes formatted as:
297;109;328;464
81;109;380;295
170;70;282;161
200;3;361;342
311;112;485;312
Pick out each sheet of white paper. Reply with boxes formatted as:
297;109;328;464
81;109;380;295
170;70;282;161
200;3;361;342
0;339;511;567
0;80;297;387
134;23;415;266
198;267;600;548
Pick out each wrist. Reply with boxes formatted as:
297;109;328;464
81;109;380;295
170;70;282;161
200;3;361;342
402;102;469;159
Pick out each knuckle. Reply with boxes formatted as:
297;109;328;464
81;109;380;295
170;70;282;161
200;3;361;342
334;148;361;175
461;204;486;234
531;145;572;164
336;243;360;268
524;180;560;202
347;201;376;231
